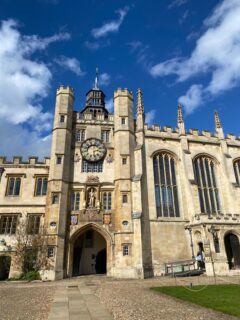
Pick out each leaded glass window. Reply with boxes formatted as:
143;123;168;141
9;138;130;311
233;159;240;186
153;153;180;218
103;192;112;210
82;160;103;172
75;129;85;142
0;215;18;235
71;192;80;210
35;177;48;196
6;177;21;196
193;156;221;215
27;215;40;234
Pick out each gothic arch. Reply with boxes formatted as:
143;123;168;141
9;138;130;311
67;223;113;277
192;153;220;165
151;149;179;162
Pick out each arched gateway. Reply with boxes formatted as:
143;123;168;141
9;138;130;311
67;223;113;277
224;233;240;270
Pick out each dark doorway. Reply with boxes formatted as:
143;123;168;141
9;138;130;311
95;248;106;273
224;233;240;270
72;229;106;276
0;256;11;280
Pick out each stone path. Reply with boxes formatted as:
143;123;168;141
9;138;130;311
48;282;113;320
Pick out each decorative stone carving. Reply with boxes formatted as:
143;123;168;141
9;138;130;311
49;221;57;230
88;188;96;208
74;154;81;162
71;216;78;225
103;214;111;225
106;155;113;163
86;175;99;184
132;212;142;219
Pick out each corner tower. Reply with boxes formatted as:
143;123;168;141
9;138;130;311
45;85;74;280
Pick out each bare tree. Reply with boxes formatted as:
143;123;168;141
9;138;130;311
14;219;50;275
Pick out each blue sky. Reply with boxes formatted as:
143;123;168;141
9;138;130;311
0;0;240;158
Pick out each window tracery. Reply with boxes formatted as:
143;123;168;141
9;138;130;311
153;152;180;218
193;155;221;215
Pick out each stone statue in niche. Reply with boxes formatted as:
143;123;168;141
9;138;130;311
88;188;96;208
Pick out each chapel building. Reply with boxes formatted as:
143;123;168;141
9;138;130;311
0;78;240;280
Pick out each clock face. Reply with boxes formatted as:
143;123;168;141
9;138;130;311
80;138;106;162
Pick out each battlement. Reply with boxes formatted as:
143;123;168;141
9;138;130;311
114;88;133;100
0;156;50;166
57;85;75;96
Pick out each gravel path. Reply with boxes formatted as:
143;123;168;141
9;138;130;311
0;276;239;320
95;277;239;320
0;283;55;320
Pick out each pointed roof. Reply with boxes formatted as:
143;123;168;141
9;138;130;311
214;111;222;129
137;88;144;114
177;104;184;124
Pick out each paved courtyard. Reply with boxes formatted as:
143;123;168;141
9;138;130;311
0;275;239;320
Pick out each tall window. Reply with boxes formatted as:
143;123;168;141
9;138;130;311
194;156;221;215
27;215;40;234
103;192;112;210
153;152;180;218
35;177;48;196
233;159;240;186
6;176;21;196
101;130;110;142
71;192;80;210
75;129;85;142
82;160;103;172
0;215;18;235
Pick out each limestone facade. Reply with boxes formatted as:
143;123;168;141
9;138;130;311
0;84;240;280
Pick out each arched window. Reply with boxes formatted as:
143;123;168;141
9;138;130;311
233;159;240;186
153;152;179;218
193;155;220;215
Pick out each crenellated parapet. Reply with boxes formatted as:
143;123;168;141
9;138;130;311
0;156;50;166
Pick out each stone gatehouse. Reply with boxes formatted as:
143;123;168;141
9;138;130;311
0;78;240;280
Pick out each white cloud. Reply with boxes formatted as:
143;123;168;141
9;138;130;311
150;0;240;113
105;98;114;112
91;7;129;38
145;109;156;125
0;19;70;157
0;119;52;159
99;73;110;86
54;56;84;76
179;85;204;113
168;0;188;10
84;41;100;51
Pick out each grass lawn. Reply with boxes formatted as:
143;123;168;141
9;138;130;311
152;284;240;317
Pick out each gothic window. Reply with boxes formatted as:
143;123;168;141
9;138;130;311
75;129;85;142
193;156;221;215
27;215;41;235
101;130;110;142
233;159;240;186
71;192;80;211
0;215;18;235
82;160;103;172
6;176;21;196
103;192;112;210
153;152;180;218
35;177;48;196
